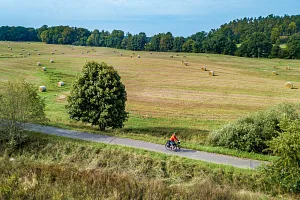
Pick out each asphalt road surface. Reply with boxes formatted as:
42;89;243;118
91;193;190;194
28;124;266;169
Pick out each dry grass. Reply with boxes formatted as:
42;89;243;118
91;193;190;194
0;42;299;134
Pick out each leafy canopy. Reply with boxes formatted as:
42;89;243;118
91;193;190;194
67;61;128;130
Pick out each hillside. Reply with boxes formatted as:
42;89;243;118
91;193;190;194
0;41;299;158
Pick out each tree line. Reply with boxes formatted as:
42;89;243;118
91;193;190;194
0;14;300;58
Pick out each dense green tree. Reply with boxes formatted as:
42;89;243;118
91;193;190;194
287;33;300;59
159;32;173;52
270;41;282;58
271;28;280;43
237;32;272;58
188;31;207;53
87;29;100;46
131;32;147;51
67;61;128;131
288;22;297;35
182;39;195;52
172;36;185;52
107;30;124;49
148;34;161;51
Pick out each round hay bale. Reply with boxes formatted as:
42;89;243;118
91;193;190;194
34;49;38;51
86;50;89;53
50;59;54;63
19;53;22;55
42;67;47;71
92;48;94;50
209;71;214;76
120;53;122;56
184;62;189;66
201;66;206;71
130;55;132;58
22;49;25;51
71;48;74;50
285;66;290;70
272;71;277;75
113;50;116;53
21;46;24;49
61;52;64;54
273;66;278;69
58;81;65;87
37;62;41;66
39;86;46;92
176;54;179;56
150;52;152;54
28;53;30;55
284;82;293;89
170;55;173;58
37;52;40;55
137;55;140;58
54;49;57;51
82;52;84;54
57;95;67;101
8;46;10;48
51;52;54;55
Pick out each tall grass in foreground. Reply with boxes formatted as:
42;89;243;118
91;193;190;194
0;132;296;199
0;160;264;200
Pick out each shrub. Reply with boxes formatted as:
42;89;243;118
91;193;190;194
208;103;300;153
260;119;300;194
0;80;46;148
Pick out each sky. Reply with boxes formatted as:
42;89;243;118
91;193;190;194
0;0;299;37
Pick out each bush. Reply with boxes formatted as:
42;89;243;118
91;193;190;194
208;103;300;153
0;80;46;148
260;119;300;194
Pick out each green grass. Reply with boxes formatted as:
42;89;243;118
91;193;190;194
0;41;299;161
0;132;295;199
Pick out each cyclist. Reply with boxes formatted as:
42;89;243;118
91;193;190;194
169;133;179;149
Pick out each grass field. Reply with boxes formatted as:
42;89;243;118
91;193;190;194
0;41;299;159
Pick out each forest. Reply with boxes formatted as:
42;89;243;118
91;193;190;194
0;14;300;59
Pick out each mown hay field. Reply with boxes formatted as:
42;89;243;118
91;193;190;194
0;41;299;146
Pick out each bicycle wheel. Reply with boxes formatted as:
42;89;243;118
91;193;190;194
165;142;172;151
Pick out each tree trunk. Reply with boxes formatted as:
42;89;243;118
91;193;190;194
99;124;106;131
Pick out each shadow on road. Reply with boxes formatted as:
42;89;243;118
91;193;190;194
177;149;197;153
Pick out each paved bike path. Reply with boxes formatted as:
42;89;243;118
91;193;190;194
28;124;266;169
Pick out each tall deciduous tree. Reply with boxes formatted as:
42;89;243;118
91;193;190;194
172;37;185;52
287;33;300;59
67;61;128;131
237;32;272;58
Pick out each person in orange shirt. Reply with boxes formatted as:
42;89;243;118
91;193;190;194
169;133;179;149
